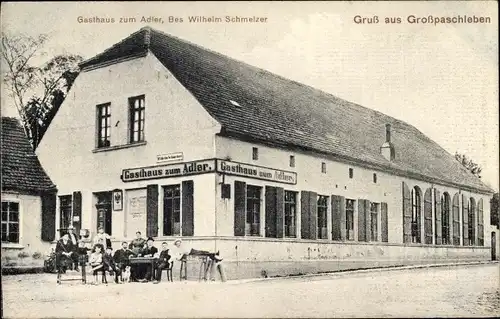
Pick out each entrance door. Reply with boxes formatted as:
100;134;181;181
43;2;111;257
163;185;181;236
492;232;497;261
95;192;112;235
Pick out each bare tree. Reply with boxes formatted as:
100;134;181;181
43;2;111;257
1;32;83;149
454;152;482;178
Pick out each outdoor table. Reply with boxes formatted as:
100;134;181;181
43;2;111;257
129;257;157;280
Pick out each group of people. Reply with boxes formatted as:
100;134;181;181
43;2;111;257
55;226;223;284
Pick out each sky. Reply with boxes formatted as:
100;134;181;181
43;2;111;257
1;1;498;191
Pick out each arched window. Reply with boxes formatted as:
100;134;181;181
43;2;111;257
478;199;484;246
468;198;476;246
411;186;422;243
441;193;451;245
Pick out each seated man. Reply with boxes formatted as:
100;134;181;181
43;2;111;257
113;241;134;283
153;242;172;284
55;233;75;274
103;247;118;283
139;237;158;282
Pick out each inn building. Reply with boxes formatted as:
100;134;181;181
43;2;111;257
35;27;497;270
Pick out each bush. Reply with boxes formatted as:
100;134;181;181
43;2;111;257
17;251;30;259
32;252;43;259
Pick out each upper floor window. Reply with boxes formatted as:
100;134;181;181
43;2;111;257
321;162;326;173
284;191;297;238
1;201;19;243
252;147;259;160
129;95;145;143
349;168;354;179
96;103;111;148
373;173;377;183
289;155;295;168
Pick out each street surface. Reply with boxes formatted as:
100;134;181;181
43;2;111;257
2;263;499;318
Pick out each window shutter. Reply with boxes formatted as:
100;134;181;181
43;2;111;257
72;191;82;234
265;186;277;238
309;192;318;240
424;188;433;244
381;202;388;242
182;180;194;236
434;189;442;245
358;199;366;241
276;187;285;238
234;181;246;236
146;184;159;237
41;192;57;242
402;182;412;243
478;199;484;246
470;197;476;246
452;193;460;245
301;191;310;239
462;194;469;245
331;195;346;240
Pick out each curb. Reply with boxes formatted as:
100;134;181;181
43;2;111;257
226;260;499;285
1;266;45;276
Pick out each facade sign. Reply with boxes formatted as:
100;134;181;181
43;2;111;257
121;159;216;182
121;158;297;184
157;152;183;163
216;160;297;185
112;189;123;211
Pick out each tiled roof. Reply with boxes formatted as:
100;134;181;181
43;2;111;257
79;27;493;194
1;117;56;194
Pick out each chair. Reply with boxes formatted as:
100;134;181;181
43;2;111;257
179;257;188;281
56;255;86;284
166;261;173;282
92;265;107;284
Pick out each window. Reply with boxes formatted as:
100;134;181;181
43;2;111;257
252;147;259;160
59;195;72;231
95;192;112;236
468;198;475;246
163;185;181;236
321;162;326;173
246;185;261;236
411;187;422;243
290;155;295;168
1;201;19;243
317;196;328;239
373;173;377;183
129;95;145;143
349;168;354;179
284;191;297;237
346;199;355;240
370;203;379;241
441;193;451;245
96;103;111;148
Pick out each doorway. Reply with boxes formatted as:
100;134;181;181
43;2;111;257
95;192;112;235
492;232;497;261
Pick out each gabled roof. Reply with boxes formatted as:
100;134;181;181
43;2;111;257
1;117;56;194
79;27;493;194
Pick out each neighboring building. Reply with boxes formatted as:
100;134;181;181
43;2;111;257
1;117;57;258
36;27;495;268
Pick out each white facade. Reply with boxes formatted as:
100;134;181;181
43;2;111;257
36;52;494;262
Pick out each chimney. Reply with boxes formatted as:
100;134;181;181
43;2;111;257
380;123;395;161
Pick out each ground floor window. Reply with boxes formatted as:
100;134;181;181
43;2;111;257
370;202;379;241
246;185;261;236
441;194;450;245
346;199;355;240
59;195;72;231
1;201;19;243
163;184;181;236
284;191;297;237
317;195;328;239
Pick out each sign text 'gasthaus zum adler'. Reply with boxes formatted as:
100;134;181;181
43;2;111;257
120;159;297;184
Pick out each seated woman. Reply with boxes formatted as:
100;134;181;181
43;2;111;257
55;233;75;274
89;244;105;284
